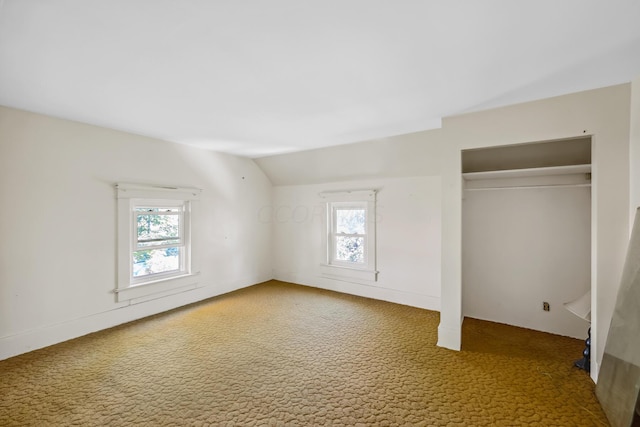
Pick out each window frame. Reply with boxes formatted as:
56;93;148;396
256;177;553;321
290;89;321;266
116;183;201;302
320;190;377;283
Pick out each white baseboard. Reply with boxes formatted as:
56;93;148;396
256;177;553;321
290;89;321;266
273;269;440;312
0;276;270;361
437;321;462;350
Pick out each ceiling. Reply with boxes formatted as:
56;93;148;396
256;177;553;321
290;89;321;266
1;1;639;158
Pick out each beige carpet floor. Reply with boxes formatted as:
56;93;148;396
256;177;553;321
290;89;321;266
0;280;608;426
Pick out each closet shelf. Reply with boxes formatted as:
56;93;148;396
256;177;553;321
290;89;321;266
465;183;591;192
462;164;591;181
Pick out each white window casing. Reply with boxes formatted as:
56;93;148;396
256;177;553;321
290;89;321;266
319;190;378;283
116;183;201;302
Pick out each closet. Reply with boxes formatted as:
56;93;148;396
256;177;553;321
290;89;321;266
461;137;592;338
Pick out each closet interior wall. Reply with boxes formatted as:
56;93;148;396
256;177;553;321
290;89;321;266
461;138;592;338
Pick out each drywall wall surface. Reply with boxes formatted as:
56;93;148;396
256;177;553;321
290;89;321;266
440;84;630;381
630;76;640;225
461;136;592;172
255;129;444;186
271;176;442;309
462;184;591;338
0;106;273;359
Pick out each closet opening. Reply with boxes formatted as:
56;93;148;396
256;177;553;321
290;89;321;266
461;136;592;339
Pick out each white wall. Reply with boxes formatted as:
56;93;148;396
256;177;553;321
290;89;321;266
630;76;640;222
440;84;631;381
462;183;591;338
271;177;442;310
255;130;445;186
0;106;273;360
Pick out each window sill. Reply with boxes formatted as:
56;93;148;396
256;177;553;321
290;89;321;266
116;272;200;302
320;264;378;284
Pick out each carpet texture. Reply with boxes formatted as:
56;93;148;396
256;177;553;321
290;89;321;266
0;280;608;426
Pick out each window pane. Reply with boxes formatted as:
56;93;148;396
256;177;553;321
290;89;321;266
137;210;180;247
335;208;365;234
335;236;364;263
133;247;181;277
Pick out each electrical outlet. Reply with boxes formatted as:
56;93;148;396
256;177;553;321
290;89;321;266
543;302;550;311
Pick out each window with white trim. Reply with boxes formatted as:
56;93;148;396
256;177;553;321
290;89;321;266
116;183;201;302
320;190;377;283
132;201;188;283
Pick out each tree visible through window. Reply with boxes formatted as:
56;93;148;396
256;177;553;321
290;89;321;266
334;207;366;263
133;204;185;279
329;201;370;267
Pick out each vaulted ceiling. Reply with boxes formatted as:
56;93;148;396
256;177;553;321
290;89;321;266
1;1;639;157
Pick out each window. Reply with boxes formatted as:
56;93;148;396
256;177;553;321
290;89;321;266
116;183;201;302
132;202;186;283
320;190;377;283
330;203;368;266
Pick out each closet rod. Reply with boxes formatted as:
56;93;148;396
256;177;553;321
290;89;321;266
465;183;591;192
